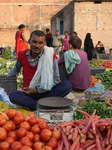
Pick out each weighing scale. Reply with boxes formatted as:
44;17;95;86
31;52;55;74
36;97;73;124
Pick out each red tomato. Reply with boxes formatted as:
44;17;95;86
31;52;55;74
1;113;9;121
3;109;9;114
37;118;48;130
10;120;16;130
16;111;23;116
47;138;58;149
24;115;30;122
52;130;61;140
48;125;54;131
20;137;31;147
0;141;10;150
11;141;22;150
26;132;34;141
0;127;7;141
40;129;52;141
33;134;40;142
7;109;17;119
20;121;30;131
28;117;37;126
0;115;6;126
20;146;32;150
33;142;44;150
3;120;13;132
44;145;53;150
28;112;36;118
14;114;24;125
31;124;41;134
16;128;27;138
5;137;15;145
8;131;17;140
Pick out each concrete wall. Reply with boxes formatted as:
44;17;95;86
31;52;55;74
0;0;72;50
51;1;74;35
75;2;112;51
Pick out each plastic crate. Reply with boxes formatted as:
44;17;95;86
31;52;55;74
0;75;17;95
97;53;111;60
90;66;106;76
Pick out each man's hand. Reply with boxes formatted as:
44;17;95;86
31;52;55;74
17;88;23;91
23;87;38;95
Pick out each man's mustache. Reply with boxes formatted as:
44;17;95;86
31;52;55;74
33;47;41;50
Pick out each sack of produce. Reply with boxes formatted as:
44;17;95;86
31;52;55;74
85;81;105;102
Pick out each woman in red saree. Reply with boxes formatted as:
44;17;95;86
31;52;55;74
15;24;28;59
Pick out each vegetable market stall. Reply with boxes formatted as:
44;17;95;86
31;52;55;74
0;58;112;149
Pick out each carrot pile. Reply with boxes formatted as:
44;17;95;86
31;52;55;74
55;109;112;150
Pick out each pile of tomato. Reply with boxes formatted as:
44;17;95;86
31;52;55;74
0;109;61;150
99;60;112;69
90;76;98;88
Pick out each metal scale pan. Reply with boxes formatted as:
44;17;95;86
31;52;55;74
37;97;73;108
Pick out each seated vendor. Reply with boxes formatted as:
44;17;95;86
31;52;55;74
58;37;91;91
95;41;105;54
8;30;72;110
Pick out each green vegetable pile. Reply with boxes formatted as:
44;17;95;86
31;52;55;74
90;60;104;67
3;47;13;60
95;70;112;90
73;100;112;120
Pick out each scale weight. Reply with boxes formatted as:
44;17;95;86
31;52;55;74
36;97;73;124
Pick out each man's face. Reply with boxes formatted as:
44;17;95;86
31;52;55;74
29;34;46;56
72;33;77;37
56;31;60;36
47;30;50;34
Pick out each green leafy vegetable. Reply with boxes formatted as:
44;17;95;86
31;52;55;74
73;100;112;120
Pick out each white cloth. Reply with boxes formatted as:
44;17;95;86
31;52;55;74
29;46;54;91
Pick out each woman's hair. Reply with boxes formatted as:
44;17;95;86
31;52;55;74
64;31;69;34
69;37;81;49
30;30;46;39
18;24;25;30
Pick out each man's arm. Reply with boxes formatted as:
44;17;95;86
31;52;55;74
7;59;22;77
58;54;65;64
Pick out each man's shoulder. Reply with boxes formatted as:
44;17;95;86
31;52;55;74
19;49;29;58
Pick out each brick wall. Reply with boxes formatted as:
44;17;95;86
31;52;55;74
75;2;112;51
51;1;112;52
0;0;72;50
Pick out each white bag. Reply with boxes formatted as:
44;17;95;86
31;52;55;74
0;87;22;108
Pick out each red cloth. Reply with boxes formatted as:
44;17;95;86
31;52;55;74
46;33;52;38
15;31;27;59
96;43;104;47
19;50;57;88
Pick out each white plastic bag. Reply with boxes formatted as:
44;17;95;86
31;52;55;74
0;87;22;108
